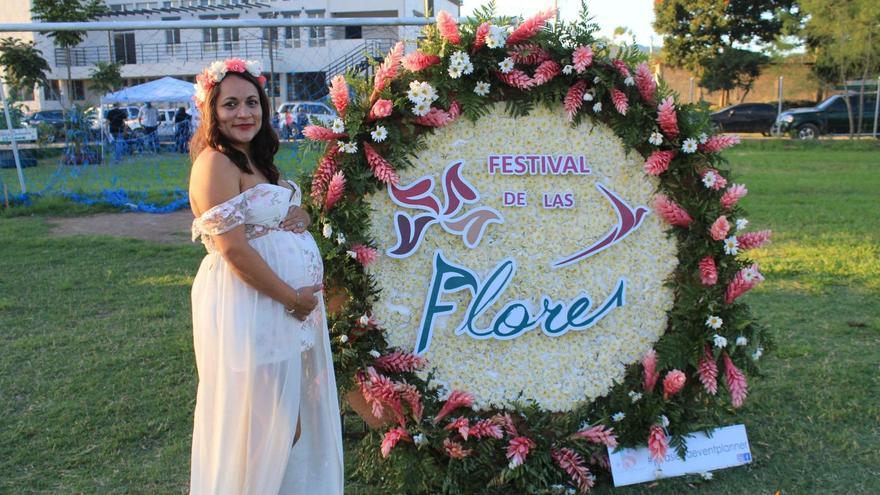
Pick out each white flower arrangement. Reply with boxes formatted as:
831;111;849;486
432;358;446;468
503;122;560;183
371;125;388;142
485;25;509;48
498;57;515;74
705;315;723;329
331;118;345;134
474;81;491;97
682;138;698;154
723;236;739;255
702;170;718;188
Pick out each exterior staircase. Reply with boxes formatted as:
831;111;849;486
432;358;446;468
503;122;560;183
321;38;397;87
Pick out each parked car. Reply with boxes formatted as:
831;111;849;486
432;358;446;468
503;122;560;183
776;93;879;139
710;103;778;135
23;110;66;142
276;101;337;128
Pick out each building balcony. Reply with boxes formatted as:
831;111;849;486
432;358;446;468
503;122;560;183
54;39;281;67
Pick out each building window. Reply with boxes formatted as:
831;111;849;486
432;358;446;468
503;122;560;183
308;11;326;47
113;31;137;65
163;17;181;55
344;26;362;39
266;73;281;97
283;12;301;48
286;73;295;100
44;80;84;101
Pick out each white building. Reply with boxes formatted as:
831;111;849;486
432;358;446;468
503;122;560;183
1;0;460;111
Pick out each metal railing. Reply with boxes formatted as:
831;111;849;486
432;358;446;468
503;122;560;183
55;38;280;66
321;38;396;85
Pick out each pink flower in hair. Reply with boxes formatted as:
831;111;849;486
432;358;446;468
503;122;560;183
225;58;247;72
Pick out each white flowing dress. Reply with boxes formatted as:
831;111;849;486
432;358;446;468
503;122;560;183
189;182;343;495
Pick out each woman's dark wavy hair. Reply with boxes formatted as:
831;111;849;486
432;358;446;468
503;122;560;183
190;70;280;184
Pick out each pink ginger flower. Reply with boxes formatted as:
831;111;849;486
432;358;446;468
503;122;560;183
551;447;594;493
303;125;346;141
356;367;405;423
564;80;588;121
722;352;748;408
351;244;378;267
491;413;518;437
225;58;246;72
402;51;441;72
648;425;669;463
433;390;474;424
443;437;472;459
725;264;764;304
329;75;349;117
374;350;427;373
495;69;536;90
323;170;346;211
472;22;490;53
653;194;693;227
363;142;400;186
590;452;611;470
380;426;410;458
470;419;504;439
395;382;424;422
506;8;557;45
444;417;471;440
370;41;404;103
368;98;394;121
700;134;741;153
657;96;679;139
436;11;461;44
721;184;748;209
508;43;551;65
506;436;536;468
663;369;687;399
738;230;772;250
642;349;660;392
611;88;629;115
699;256;718;286
572;45;593;73
532;60;561;85
612;59;631;79
310;145;339;202
697;344;718;395
572;425;618;448
644;150;675;176
701;168;728;190
635;62;656;103
413;101;461;128
710;215;731;241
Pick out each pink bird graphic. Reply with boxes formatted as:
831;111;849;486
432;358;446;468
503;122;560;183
553;183;649;269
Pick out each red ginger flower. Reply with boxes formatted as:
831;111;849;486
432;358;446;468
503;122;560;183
413;100;461;127
564;80;588;121
723;351;748;408
402;51;441;72
310;145;339;202
657;96;679;139
644;150;675;176
380;426;410;458
725;263;764;304
710;215;731;241
470;419;504;439
698;256;718;286
357;367;405;424
374;350;427;373
363;142;400;186
648;425;669;463
433;390;474;424
436;11;461;44
351;244;378;267
701;134;741;153
572;45;593;73
491;413;518;436
653;194;693;227
507;8;556;45
551;447;594;493
323;170;346;211
495;69;536;90
472;22;490;53
572;425;618;447
532;60;561;86
612;59;631;79
611;88;629;115
303;125;346;141
444;417;471;440
508;43;551;65
506;436;536;467
443;437;472;459
697;344;719;395
721;183;748;209
368;98;393;121
329;75;348;117
642;349;659;392
663;369;686;399
370;41;404;103
738;230;772;250
395;382;424;422
635;62;656;103
701;168;728;190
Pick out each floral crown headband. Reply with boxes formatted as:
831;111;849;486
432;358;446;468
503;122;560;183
193;58;267;104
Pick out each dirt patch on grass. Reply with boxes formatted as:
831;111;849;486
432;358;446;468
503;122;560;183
47;210;194;244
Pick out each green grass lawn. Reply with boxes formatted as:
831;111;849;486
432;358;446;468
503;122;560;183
1;140;878;494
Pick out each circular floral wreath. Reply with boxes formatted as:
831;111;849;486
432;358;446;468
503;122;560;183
302;5;772;493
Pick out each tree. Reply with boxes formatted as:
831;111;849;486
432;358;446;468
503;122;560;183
699;48;769;104
654;0;800;105
31;0;106;107
0;37;51;101
88;62;123;97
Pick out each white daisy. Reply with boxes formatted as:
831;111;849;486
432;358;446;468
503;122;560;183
412;101;431;116
474;81;491;96
713;334;728;348
486;25;508;48
612;412;626;422
498;57;515;74
736;336;748;346
448;65;463;79
371;125;388;142
343;141;358;154
407;81;427;103
562;64;573;75
592;102;602;112
702;171;718;188
649;131;664;146
723;236;739;255
736;218;749;231
743;266;760;282
682;138;699;154
699;132;709;144
463;62;474;75
705;315;723;329
330;118;345;134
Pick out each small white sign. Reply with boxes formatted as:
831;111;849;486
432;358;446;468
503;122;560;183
608;424;752;487
0;128;38;143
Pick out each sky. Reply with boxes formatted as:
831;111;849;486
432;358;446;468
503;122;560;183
460;0;661;48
